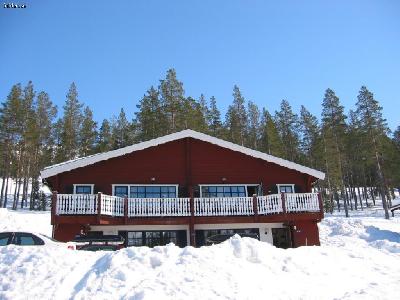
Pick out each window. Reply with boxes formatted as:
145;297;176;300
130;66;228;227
201;186;246;197
14;233;44;246
0;233;12;246
114;186;129;197
125;230;186;247
127;232;143;246
277;184;294;193
113;185;177;198
74;185;93;194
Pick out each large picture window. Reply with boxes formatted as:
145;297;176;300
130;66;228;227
201;186;246;197
113;185;177;198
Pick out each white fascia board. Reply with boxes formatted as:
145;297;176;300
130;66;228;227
40;129;326;180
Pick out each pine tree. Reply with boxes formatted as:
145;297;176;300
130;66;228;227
274;100;300;162
394;126;400;148
321;88;349;217
259;108;284;157
0;84;23;207
299;105;319;167
208;96;222;137
225;85;247;145
135;86;167;140
97;119;113;152
112;108;133;149
57;83;83;161
247;101;260;149
355;86;391;218
79;106;97;156
159;69;185;133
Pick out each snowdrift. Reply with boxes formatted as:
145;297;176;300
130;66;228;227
0;209;399;299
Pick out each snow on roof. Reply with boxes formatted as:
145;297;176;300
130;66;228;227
40;129;325;180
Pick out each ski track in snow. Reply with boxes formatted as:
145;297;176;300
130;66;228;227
0;206;399;299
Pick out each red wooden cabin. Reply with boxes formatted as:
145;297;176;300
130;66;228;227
41;129;325;248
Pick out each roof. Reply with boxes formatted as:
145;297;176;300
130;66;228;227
40;129;325;180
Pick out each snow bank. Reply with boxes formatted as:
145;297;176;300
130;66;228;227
0;208;51;235
0;208;399;299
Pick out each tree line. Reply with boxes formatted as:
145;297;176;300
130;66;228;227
1;69;399;218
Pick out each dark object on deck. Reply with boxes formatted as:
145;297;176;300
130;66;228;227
390;204;400;217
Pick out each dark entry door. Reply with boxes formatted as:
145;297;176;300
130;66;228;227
272;228;292;249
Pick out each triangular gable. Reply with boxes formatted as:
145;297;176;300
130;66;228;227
40;129;325;180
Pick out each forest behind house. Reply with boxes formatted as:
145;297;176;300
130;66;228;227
1;69;399;219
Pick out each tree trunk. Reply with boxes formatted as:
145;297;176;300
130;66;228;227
357;186;363;210
0;176;5;208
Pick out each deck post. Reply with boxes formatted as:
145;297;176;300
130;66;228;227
189;186;195;246
281;192;287;214
97;192;102;224
252;194;258;222
318;192;324;218
124;196;128;224
51;191;57;225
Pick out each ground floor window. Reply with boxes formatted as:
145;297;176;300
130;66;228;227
113;185;177;198
195;228;259;247
120;230;187;248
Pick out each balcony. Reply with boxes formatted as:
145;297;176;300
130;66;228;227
53;192;322;218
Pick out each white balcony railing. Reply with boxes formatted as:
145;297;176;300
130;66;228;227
128;197;190;217
55;193;321;217
56;194;97;215
257;194;283;214
285;193;320;212
101;195;124;216
194;197;254;216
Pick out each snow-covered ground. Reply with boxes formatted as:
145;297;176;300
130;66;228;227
0;205;399;300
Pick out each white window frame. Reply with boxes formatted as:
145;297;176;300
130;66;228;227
73;184;94;194
199;184;260;197
276;184;295;193
111;184;179;198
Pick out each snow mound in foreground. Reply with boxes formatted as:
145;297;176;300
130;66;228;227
321;217;400;253
1;231;400;300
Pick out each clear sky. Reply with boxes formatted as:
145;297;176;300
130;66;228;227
1;0;399;131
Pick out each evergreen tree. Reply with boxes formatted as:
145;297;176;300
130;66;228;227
394;126;400;148
247;101;260;149
159;69;185;132
112;108;133;149
97;119;113;152
57;83;83;161
274;100;300;162
135;86;167;140
208;96;222;137
79;106;97;156
259;108;284;156
321;88;348;216
225;85;247;145
299;105;319;167
355;86;391;218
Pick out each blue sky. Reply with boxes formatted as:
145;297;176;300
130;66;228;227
1;0;399;130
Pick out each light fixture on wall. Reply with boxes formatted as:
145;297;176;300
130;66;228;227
150;177;156;182
222;177;227;182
